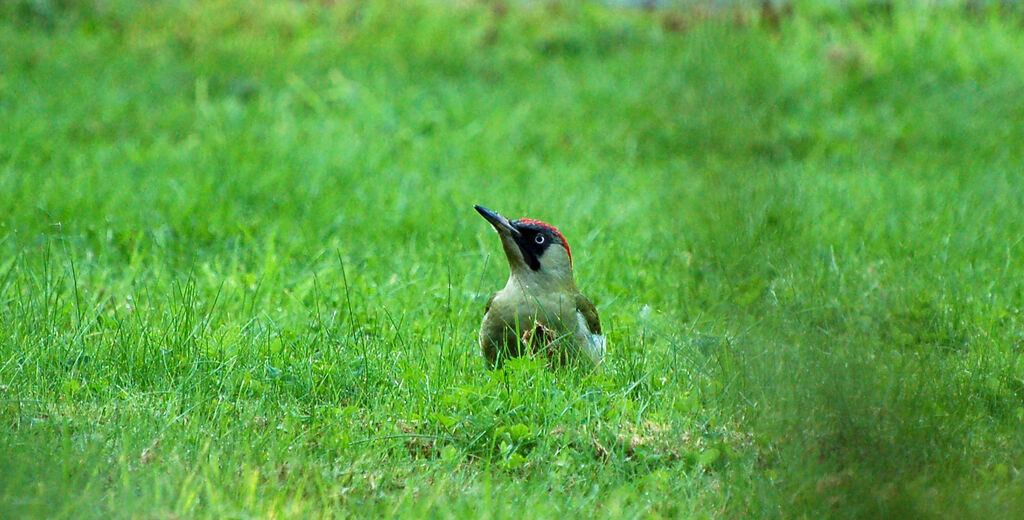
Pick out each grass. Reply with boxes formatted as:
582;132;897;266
2;0;1024;517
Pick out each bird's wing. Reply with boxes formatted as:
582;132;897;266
574;292;602;335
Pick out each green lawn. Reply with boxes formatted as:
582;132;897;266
2;0;1024;517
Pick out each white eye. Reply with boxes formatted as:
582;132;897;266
534;234;545;245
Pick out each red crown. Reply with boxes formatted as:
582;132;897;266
517;218;571;265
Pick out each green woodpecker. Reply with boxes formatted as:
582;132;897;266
475;205;605;368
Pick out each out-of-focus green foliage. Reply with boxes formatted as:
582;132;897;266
2;1;1023;518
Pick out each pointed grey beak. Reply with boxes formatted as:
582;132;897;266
475;205;520;237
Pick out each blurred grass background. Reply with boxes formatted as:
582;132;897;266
2;0;1024;518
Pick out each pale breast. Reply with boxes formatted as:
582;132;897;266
490;286;575;333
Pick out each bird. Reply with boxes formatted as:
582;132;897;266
474;205;605;368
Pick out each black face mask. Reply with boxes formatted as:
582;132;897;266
511;222;556;272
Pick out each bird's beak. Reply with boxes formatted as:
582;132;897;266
476;204;543;271
475;205;520;238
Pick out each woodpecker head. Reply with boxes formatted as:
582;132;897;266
475;205;575;287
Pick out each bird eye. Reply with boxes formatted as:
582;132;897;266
534;234;545;245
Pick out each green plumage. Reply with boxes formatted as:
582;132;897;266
474;205;605;368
